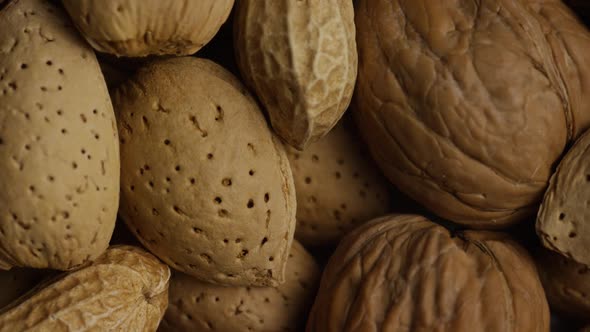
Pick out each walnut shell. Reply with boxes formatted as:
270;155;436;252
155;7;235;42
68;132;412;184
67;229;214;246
306;214;549;332
161;241;320;332
286;119;391;246
535;247;590;319
234;0;357;150
0;0;120;270
61;0;234;57
115;57;296;287
0;246;170;332
537;130;590;267
354;0;590;228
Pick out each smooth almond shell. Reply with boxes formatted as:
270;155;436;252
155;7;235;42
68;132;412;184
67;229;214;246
0;0;120;270
115;57;296;287
62;0;234;57
286;119;391;246
535;247;590;319
537;130;590;266
161;241;320;332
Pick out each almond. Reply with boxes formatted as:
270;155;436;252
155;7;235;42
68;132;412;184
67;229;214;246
115;57;296;287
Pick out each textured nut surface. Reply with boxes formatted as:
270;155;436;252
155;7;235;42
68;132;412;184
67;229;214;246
537;130;590;266
116;57;296;287
354;0;590;228
286;119;391;246
307;214;549;332
0;268;48;309
160;241;320;332
234;0;357;150
535;247;590;319
0;0;120;270
0;245;170;332
61;0;234;57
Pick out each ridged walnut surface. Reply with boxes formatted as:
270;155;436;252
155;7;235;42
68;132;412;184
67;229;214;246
61;0;234;57
0;0;120;270
115;57;296;287
535;247;590;319
354;0;590;228
286;119;391;246
537;130;590;267
160;241;320;332
0;246;170;332
306;214;549;332
234;0;357;150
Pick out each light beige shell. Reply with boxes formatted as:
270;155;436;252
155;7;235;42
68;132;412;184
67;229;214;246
234;0;357;150
537;130;590;266
61;0;234;57
0;268;48;310
115;57;296;287
286;119;391;246
0;0;119;270
160;241;320;332
535;247;590;319
307;214;550;332
0;246;170;332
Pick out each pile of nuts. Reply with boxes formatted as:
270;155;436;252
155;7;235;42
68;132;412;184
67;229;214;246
1;0;590;331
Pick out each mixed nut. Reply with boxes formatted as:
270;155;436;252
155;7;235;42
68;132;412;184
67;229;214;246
1;0;590;331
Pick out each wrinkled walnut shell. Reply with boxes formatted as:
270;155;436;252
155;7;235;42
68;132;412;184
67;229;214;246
354;0;590;228
307;214;549;332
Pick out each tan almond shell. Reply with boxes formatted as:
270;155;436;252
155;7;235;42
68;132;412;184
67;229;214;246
286;119;391;246
353;0;590;228
160;241;320;332
306;214;550;332
234;0;357;150
0;0;120;270
61;0;234;57
535;247;590;319
0;268;48;310
0;245;170;332
115;57;296;287
537;129;590;266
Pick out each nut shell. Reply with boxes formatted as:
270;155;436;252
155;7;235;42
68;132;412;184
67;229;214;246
62;0;234;57
307;214;549;332
354;0;590;228
537;130;590;267
535;247;590;319
0;0;120;270
286;119;391;246
116;57;296;287
0;246;170;332
234;0;357;150
161;241;320;332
